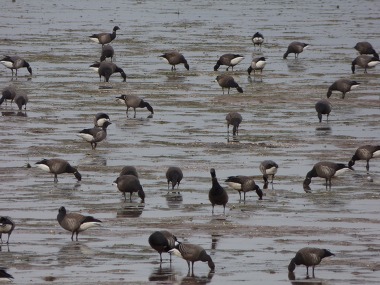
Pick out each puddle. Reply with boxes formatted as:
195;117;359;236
0;0;379;284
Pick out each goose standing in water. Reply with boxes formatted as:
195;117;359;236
78;121;111;150
0;55;32;76
35;158;81;183
351;55;380;74
148;230;177;262
89;26;120;46
348;145;380;172
159;51;189;71
326;79;360;99
208;168;229;214
315;99;332;123
283;42;309;59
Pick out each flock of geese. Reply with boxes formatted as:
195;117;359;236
1;24;380;282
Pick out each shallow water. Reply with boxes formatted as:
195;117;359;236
0;0;379;284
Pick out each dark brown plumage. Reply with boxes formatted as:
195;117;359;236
283;42;309;59
354;41;378;58
169;242;215;274
259;160;279;186
351;55;380;74
100;44;115;62
326;79;360;99
0;216;15;244
226;112;242;136
116;94;154;118
120;166;139;178
159;51;189;71
148;230;177;262
14;92;28;110
0;55;32;76
247;57;266;75
209;168;229;214
288;247;334;278
216;75;243;94
78;121;111;150
252;32;264;49
348;145;380;172
57;206;102;241
214;54;244;71
225;175;263;202
0;86;17;106
114;174;145;203
89;26;120;46
35;158;81;183
166;167;183;192
90;61;126;82
315;99;332;123
303;161;352;191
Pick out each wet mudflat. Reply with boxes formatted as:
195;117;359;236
0;0;380;284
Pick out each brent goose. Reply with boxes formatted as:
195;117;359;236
315;99;332;123
169;241;215;274
113;174;145;203
214;54;244;71
0;216;15;244
288;247;334;278
251;32;264;49
165;167;183;192
225;175;263;201
216;75;243;94
57;206;102;241
283;42;309;59
90;61;126;82
148;230;177;262
348;145;380;172
35;158;81;183
159;51;189;71
89;26;120;46
0;86;17;106
93;113;110;127
351;55;380;74
116;94;154;118
100;44;115;62
209;168;229;214
327;79;360;99
78;121;111;150
354;41;378;58
303;161;352;191
0;55;32;76
226;112;242;136
247;57;266;75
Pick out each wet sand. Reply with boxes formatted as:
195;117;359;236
0;0;379;284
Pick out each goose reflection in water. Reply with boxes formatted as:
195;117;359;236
116;203;145;218
149;264;177;282
57;242;95;266
288;271;325;285
179;271;214;285
165;192;183;209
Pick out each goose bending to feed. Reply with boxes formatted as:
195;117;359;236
354;42;378;58
252;32;264;49
90;61;126;82
214;54;244;71
326;79;360;99
89;26;120;46
226;112;242;136
120;166;139;178
0;86;17;106
0;268;13;282
0;55;32;76
93;113;110;127
283;42;309;59
116;94;154;118
57;206;102;241
100;44;115;62
259;160;279;186
159;51;189;71
288;247;334;278
351;55;380;74
166;167;183;192
247;57;266;75
0;216;15;244
315;99;332;123
148;230;177;262
35;158;81;183
216;75;243;94
78;121;111;150
225;175;263;202
348;145;380;172
14;92;28;110
169;241;215;274
303;161;352;191
209;168;229;214
113;174;145;203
